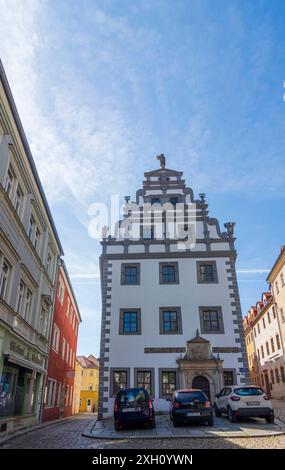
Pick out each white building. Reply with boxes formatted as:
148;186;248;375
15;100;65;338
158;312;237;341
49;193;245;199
98;156;249;418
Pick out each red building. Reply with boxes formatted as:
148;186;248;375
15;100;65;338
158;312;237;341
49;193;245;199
43;260;81;421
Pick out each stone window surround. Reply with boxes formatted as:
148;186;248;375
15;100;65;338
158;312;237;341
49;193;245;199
199;306;225;334
120;263;141;285
109;367;130;397
223;368;237;386
119;308;142;335
159;368;180;399
159;306;183;335
159;261;179;284
196;260;219;284
134;367;155;397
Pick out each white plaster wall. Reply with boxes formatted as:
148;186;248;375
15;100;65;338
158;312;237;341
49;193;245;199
128;245;145;253
105;256;242;415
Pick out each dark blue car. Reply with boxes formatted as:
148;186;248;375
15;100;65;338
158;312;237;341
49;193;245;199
114;387;156;431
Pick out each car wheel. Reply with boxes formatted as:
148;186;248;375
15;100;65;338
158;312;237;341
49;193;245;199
265;413;274;424
214;404;222;417
149;420;156;429
228;407;237;423
207;418;214;426
114;422;121;431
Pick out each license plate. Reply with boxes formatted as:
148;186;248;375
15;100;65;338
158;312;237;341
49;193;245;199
122;407;140;412
187;412;200;416
246;402;260;406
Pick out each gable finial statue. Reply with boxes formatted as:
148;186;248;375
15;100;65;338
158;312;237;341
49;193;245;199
156;153;166;169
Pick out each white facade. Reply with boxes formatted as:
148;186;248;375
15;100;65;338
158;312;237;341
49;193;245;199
99;160;249;418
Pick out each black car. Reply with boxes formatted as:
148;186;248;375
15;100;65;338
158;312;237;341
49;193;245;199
170;389;213;426
114;387;156;431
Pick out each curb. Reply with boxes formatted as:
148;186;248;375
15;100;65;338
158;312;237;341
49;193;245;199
0;414;94;446
81;417;285;440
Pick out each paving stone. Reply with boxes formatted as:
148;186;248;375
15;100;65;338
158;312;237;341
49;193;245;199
0;413;285;449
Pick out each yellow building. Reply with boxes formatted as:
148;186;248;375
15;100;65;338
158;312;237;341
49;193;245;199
243;306;260;386
73;355;99;413
267;246;285;353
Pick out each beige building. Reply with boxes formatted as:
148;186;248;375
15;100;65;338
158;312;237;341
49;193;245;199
244;292;285;398
268;246;285;354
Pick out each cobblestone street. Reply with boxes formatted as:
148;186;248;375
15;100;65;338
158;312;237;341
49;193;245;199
0;415;285;449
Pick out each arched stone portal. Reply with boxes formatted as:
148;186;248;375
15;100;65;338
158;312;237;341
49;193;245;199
177;330;224;403
192;375;211;400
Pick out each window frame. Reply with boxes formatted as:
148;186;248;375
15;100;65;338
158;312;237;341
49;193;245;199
134;368;155;397
159;262;179;285
110;368;130;397
119;308;142;335
159;306;183;335
196;261;218;284
159;368;179;399
121;263;140;285
199;306;225;334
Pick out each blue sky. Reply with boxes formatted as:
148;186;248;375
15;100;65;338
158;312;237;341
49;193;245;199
1;0;285;356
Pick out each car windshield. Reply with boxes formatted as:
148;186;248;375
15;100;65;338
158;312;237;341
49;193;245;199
234;387;264;396
177;391;207;403
118;389;148;405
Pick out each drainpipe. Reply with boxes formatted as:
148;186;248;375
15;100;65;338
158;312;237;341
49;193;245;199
38;255;62;423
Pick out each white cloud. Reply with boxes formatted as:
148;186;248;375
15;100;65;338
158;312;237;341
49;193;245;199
237;269;270;274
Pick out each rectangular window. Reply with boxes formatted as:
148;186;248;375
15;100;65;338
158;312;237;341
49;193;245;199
267;311;271;324
88;384;93;391
163;311;177;332
272;306;276;319
0;258;11;301
57;383;62;406
223;370;235;386
275;369;280;384
275;281;279;295
280;308;285;323
14;184;23;216
281;366;285;382
270;338;275;353
281;272;285;287
58;278;65;304
197;261;218;283
5;165;14;198
159;307;182;334
46;379;57;407
52;325;60;352
159;262;179;284
62;337;66;359
261;345;264;358
66;342;69;363
266;341;270;355
199;307;224;333
160;370;177;397
263;317;266;329
112;370;128;395
46;249;53;278
136;370;152;395
270;370;275;385
39;308;48;337
257;323;260;334
276;334;281;350
119;309;141;335
121;263;140;285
